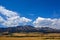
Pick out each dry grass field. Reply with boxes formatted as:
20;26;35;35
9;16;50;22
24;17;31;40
0;33;60;40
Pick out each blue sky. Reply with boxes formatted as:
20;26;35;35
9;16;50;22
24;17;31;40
0;0;60;29
0;0;60;20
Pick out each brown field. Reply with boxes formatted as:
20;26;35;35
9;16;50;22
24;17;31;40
0;33;60;40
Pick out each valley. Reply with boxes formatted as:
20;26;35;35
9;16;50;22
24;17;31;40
0;32;60;40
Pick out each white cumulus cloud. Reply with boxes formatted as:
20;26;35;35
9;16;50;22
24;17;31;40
0;6;32;27
0;6;60;29
33;17;60;29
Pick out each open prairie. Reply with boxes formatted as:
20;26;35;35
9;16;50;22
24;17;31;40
0;33;60;40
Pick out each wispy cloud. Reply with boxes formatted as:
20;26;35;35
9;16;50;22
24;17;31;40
52;10;60;18
28;14;35;16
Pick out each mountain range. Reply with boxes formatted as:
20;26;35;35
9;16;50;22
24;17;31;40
0;25;60;33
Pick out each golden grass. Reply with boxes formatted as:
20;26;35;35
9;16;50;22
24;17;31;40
0;33;60;40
